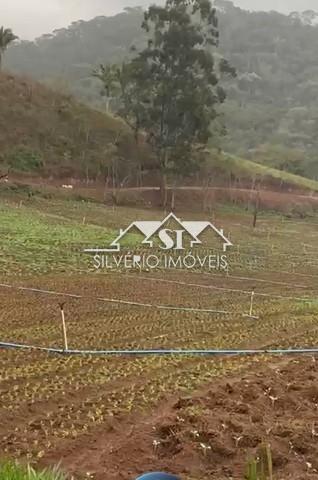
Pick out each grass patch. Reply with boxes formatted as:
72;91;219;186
0;462;66;480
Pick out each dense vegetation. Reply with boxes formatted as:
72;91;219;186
4;0;318;180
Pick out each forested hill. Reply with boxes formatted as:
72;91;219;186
5;0;318;179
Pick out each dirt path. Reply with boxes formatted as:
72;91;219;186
6;176;318;210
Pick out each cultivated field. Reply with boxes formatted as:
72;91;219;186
1;193;318;479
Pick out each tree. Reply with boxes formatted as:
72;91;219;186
0;27;18;70
93;64;121;113
98;0;234;206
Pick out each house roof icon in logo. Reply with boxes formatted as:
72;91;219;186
84;213;233;253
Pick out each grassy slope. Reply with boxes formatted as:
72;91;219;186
217;153;318;193
0;73;136;178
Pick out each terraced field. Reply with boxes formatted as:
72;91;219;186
1;194;318;478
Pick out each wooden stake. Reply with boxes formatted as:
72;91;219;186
59;303;68;351
249;287;255;317
253;190;260;228
243;287;259;320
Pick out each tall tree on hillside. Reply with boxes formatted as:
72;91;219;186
0;27;18;70
96;0;234;206
93;64;121;113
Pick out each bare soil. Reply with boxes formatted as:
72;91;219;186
42;355;318;480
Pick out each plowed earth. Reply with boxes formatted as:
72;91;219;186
42;355;318;480
1;203;318;479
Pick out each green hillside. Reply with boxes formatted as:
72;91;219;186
215;153;318;193
0;71;317;196
4;1;318;180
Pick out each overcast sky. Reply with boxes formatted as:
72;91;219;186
0;0;317;40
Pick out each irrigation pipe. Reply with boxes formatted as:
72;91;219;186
0;279;317;310
228;249;318;262
135;276;318;302
169;270;309;289
266;269;318;280
121;269;310;289
0;283;231;316
204;272;309;289
1;341;318;356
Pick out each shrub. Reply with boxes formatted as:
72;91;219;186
7;147;44;172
